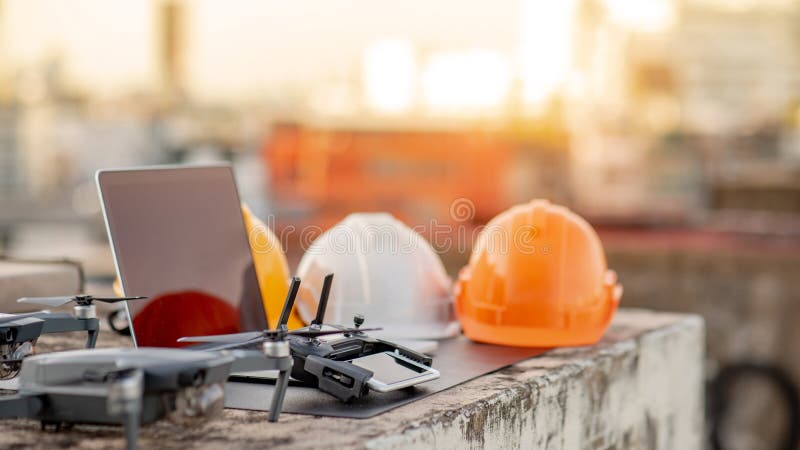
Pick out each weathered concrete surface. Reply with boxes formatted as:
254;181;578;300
0;309;704;449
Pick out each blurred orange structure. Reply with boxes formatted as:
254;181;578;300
262;123;516;231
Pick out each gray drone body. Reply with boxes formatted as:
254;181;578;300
6;347;235;426
0;275;430;449
1;343;295;450
1;295;148;381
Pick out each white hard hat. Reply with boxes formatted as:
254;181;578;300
295;213;460;340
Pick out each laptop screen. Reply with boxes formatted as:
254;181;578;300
97;165;268;347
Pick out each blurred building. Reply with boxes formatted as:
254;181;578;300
569;0;800;223
0;0;797;263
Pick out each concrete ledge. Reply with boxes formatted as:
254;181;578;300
0;309;705;449
0;259;83;313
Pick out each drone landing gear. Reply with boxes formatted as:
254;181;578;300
85;327;99;349
107;368;144;450
227;345;294;423
267;358;291;423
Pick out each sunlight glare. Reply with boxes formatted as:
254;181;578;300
421;50;512;113
603;0;676;32
518;0;578;107
363;39;416;113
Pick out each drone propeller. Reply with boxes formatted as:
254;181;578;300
178;331;265;344
17;295;147;308
177;327;384;345
177;275;381;348
289;328;382;338
178;276;303;347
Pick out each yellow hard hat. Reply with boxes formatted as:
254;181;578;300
241;204;304;329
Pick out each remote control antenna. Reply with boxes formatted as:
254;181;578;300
311;274;334;326
277;277;301;330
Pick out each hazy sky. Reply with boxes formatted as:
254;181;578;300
1;1;154;93
0;0;521;100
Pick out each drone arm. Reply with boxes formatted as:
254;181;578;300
0;394;43;419
311;273;334;326
36;315;100;348
277;277;301;329
38;314;87;334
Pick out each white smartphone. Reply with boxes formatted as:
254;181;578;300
349;351;440;392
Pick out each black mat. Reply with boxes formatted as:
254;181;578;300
224;336;548;419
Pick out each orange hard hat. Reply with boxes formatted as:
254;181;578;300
454;200;622;347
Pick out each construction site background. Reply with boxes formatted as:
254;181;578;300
0;1;799;448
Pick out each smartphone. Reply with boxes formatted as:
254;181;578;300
349;351;440;392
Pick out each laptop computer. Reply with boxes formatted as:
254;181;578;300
96;164;268;348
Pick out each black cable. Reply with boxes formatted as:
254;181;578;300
108;309;131;335
708;361;800;450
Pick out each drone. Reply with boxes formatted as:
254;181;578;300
177;278;377;419
0;340;309;450
179;277;386;401
0;347;236;450
1;295;146;380
0;284;299;449
180;274;438;403
0;274;438;448
0;279;392;449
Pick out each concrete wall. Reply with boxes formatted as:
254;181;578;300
608;242;800;449
0;309;704;449
367;311;704;450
